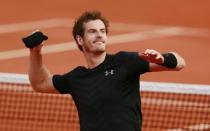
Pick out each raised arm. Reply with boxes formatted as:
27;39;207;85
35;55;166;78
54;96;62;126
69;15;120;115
139;49;186;72
28;44;59;93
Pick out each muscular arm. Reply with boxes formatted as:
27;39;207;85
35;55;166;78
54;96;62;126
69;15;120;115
28;44;59;93
139;49;186;72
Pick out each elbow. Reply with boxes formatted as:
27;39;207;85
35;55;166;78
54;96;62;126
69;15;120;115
176;58;186;71
30;83;45;93
29;78;47;93
28;74;47;93
176;64;185;71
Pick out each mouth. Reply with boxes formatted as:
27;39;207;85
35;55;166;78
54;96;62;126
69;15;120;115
93;40;105;45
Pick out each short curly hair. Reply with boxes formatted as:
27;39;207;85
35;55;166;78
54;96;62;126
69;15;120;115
72;11;109;51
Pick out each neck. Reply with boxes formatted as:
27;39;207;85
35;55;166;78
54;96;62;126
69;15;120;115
83;51;106;69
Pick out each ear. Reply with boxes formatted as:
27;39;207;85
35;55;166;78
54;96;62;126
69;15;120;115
76;35;83;46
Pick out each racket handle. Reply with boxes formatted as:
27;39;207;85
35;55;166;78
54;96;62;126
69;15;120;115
22;31;48;48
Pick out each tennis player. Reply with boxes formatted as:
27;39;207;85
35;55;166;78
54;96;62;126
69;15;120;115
28;11;186;131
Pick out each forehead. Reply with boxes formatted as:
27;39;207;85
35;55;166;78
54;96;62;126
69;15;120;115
83;19;105;30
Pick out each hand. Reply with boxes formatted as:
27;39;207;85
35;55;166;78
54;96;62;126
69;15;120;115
29;30;44;53
139;49;164;64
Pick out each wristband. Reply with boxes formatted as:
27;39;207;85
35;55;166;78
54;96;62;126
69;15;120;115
161;53;177;68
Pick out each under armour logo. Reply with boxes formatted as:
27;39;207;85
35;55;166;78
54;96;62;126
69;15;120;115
105;69;114;76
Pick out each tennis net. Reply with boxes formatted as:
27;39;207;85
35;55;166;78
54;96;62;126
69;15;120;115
0;73;209;131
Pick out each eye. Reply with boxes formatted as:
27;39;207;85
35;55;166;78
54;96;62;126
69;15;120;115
101;29;106;33
88;29;96;33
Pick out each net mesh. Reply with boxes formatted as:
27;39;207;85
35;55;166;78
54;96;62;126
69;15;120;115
0;73;210;131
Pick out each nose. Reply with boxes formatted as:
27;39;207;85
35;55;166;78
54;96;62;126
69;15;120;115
96;31;103;38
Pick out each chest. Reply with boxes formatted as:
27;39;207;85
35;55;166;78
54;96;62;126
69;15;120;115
70;64;132;110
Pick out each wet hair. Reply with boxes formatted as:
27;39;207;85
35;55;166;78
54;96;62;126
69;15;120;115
72;11;109;51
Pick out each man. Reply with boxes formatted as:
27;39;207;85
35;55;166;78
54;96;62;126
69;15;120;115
28;11;186;131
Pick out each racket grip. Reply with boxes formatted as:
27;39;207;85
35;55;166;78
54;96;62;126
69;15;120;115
22;31;48;48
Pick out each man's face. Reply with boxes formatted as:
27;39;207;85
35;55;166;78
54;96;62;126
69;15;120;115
80;19;107;53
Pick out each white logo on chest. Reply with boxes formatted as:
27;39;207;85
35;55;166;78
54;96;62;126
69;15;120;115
105;69;114;76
